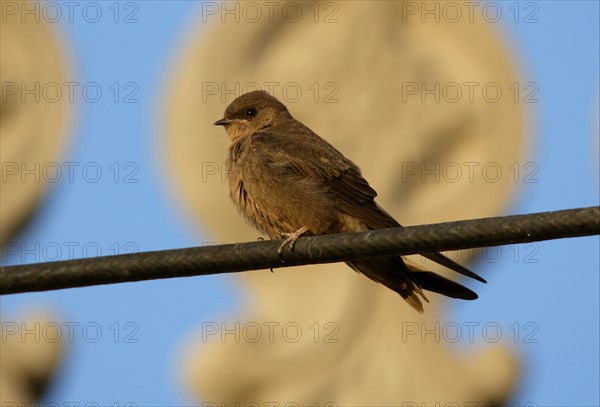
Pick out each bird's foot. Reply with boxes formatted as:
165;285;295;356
277;226;309;261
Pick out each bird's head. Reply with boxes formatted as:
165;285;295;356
214;90;291;140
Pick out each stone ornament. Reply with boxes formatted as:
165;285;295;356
162;2;527;404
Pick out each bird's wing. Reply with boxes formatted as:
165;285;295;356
328;157;485;283
250;130;393;227
250;131;485;283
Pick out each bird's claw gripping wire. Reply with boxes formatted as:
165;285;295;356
277;226;309;262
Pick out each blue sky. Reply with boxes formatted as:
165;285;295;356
1;1;598;406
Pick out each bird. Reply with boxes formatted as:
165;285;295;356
214;90;485;312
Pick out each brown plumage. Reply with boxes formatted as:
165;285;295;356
214;90;485;312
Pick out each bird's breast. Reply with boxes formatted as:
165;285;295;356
226;148;285;238
226;139;340;237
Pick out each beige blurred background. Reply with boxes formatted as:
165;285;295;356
1;0;72;404
163;1;527;404
5;0;598;405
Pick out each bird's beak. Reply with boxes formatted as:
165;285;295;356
214;118;232;126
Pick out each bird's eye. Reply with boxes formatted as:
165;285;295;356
245;108;257;117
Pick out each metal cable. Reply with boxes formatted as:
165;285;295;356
1;206;598;295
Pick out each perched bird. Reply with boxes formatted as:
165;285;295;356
214;90;485;312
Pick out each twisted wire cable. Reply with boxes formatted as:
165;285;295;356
1;206;598;295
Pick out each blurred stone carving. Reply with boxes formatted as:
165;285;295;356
163;1;527;404
1;2;72;403
0;0;74;246
0;311;65;404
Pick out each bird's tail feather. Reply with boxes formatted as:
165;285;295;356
347;257;429;313
421;251;487;283
404;258;478;299
348;256;478;312
412;271;478;300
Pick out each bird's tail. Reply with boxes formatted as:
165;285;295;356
347;257;478;313
405;258;478;300
347;257;429;313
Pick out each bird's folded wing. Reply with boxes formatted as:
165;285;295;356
250;131;485;283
